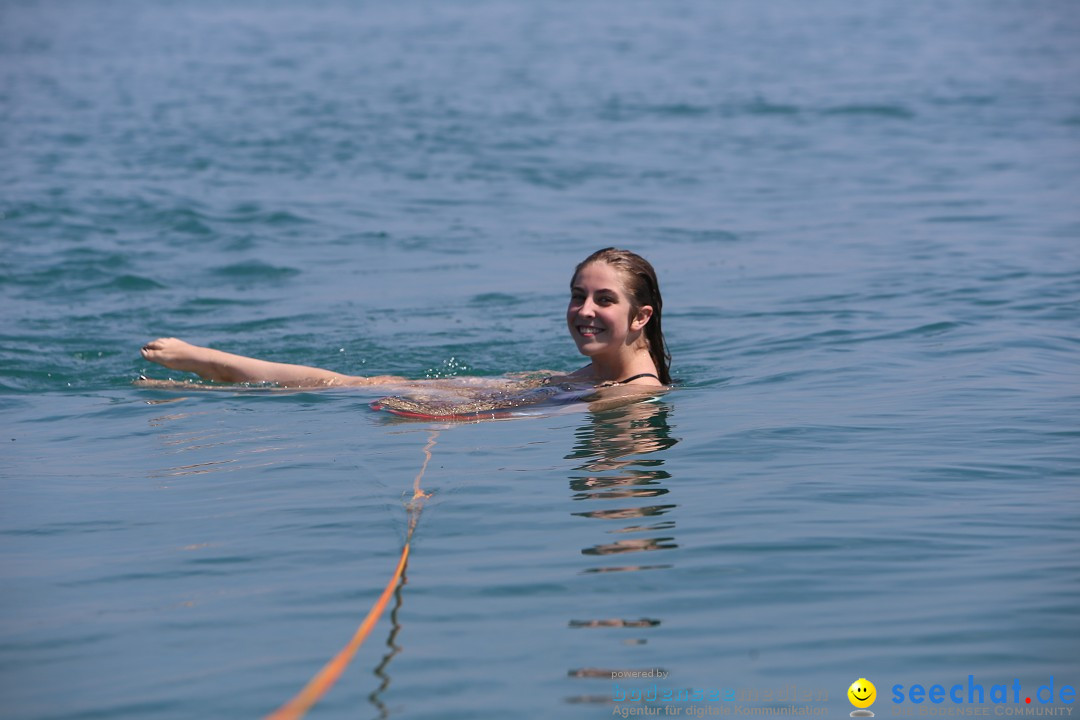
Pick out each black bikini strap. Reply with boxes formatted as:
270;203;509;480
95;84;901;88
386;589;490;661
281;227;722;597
612;372;660;385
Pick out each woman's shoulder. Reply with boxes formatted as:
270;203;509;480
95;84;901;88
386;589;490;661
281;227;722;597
531;366;665;388
544;367;597;388
601;372;664;388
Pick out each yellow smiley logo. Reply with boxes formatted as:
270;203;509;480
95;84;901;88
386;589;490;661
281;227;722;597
848;678;877;709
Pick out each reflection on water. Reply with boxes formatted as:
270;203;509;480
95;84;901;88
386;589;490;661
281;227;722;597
564;400;679;699
141;398;681;710
147;403;300;478
369;568;408;720
581;537;678;556
568;619;661;629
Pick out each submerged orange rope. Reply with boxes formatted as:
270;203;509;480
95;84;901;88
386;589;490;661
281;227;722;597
266;431;439;720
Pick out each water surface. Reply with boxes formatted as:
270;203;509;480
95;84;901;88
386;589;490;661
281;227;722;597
2;1;1078;718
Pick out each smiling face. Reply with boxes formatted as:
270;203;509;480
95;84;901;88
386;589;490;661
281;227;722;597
567;261;650;361
848;679;876;709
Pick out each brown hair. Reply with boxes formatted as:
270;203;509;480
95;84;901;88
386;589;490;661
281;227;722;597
572;248;672;384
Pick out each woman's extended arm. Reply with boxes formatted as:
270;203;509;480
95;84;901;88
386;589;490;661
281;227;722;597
140;338;404;387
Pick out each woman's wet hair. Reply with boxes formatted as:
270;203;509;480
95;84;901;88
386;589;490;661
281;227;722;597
573;248;672;384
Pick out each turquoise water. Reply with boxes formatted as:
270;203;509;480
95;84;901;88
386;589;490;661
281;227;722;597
2;1;1079;718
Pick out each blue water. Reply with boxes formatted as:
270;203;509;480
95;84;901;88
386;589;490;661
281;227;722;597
2;1;1079;718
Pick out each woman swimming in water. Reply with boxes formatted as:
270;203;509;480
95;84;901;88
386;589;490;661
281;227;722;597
140;248;670;412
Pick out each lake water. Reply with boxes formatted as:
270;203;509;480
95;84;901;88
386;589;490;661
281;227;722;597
2;1;1078;718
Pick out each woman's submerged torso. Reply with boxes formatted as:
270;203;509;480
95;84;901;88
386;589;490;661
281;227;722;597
370;370;664;419
133;369;665;419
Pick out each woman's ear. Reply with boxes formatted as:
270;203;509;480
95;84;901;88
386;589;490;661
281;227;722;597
630;305;654;331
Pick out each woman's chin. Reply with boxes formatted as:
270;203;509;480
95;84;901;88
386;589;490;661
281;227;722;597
574;342;609;359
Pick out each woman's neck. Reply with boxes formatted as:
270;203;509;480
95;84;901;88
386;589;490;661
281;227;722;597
586;351;659;385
